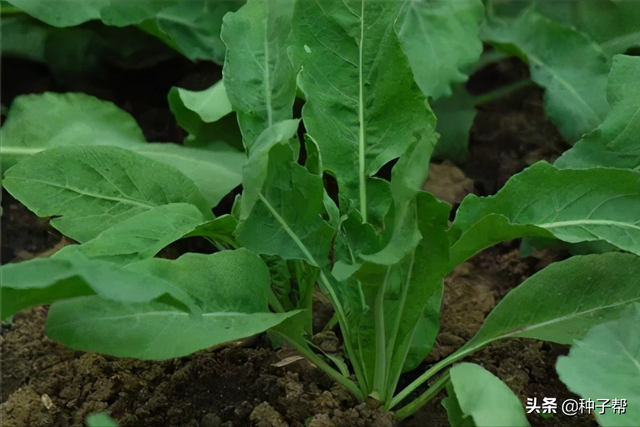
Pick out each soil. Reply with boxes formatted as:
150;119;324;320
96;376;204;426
2;44;598;427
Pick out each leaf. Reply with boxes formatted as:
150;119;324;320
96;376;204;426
556;304;640;427
168;80;233;125
45;250;299;360
291;0;436;220
1;92;146;170
533;1;640;57
3;145;212;242
221;0;297;150
86;413;118;427
449;162;640;266
236;133;334;266
6;0;105;27
481;9;610;143
443;363;530;427
556;55;640;171
431;84;476;162
99;0;175;27
156;0;240;64
448;253;640;364
395;0;484;100
68;203;205;263
1;249;197;320
1;92;245;207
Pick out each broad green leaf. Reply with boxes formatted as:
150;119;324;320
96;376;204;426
1;250;197;320
1;92;245;206
447;253;640;365
395;0;484;100
184;214;237;240
432;84;476;162
1;92;146;170
221;0;297;150
481;9;610;143
86;413;118;427
3;145;212;242
1;15;51;63
443;363;530;427
236;136;334;266
449;162;640;266
68;203;205;263
557;304;640;427
6;0;175;28
291;0;436;220
6;0;104;27
133;142;245;208
556;55;640;171
156;0;240;63
533;1;640;57
45;250;298;360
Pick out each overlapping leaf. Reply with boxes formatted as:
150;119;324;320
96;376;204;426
45;250;298;360
395;0;484;100
221;0;297;150
1;92;245;206
450;162;640;266
556;55;640;171
482;9;610;143
291;0;436;220
3;145;212;242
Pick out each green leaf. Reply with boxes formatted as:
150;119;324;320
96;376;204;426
68;203;205;263
1;249;197;320
86;413;118;427
291;0;436;220
1;92;245;207
449;162;640;266
155;0;240;64
1;92;146;170
6;0;104;27
99;0;175;27
395;0;484;100
3;145;212;242
45;250;298;360
444;363;530;427
168;80;233;126
533;1;640;57
556;55;640;171
556;304;640;427
432;84;476;162
482;9;610;143
221;0;297;150
236;131;334;266
450;253;640;362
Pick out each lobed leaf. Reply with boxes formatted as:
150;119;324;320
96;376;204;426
482;9;610;143
556;304;640;427
556;55;640;171
450;162;640;266
221;0;297;151
395;0;484;100
443;363;530;427
3;145;212;242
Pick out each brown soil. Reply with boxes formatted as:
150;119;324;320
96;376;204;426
2;50;597;427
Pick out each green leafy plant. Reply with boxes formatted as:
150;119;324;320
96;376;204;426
3;1;640;425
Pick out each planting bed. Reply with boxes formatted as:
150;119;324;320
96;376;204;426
1;56;598;427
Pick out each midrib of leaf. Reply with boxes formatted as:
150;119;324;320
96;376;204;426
527;53;601;125
264;1;274;127
11;178;155;210
601;30;640;53
50;311;260;326
608;105;640;147
0;146;46;155
358;0;367;222
540;219;640;233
